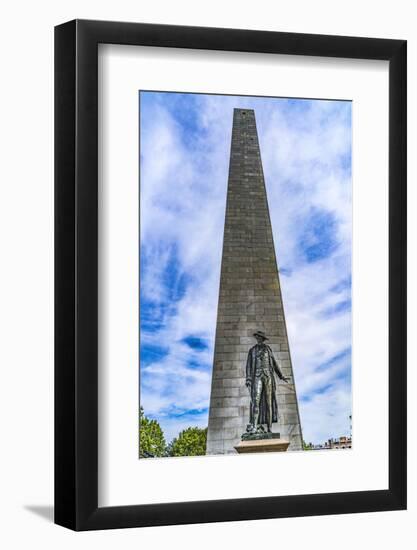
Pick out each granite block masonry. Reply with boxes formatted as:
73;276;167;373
206;108;303;454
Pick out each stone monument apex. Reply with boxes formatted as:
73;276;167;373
206;108;303;454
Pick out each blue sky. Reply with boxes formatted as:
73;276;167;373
139;91;352;445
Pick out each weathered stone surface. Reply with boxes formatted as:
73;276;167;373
206;108;303;455
234;437;290;453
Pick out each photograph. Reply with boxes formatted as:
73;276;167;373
139;91;352;458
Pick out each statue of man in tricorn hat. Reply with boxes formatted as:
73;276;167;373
245;330;289;435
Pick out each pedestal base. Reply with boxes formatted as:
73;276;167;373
234;436;290;453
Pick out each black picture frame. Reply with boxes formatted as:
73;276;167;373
55;19;407;531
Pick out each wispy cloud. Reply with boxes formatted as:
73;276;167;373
140;92;352;444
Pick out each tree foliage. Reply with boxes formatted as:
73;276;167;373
168;426;207;457
139;407;166;458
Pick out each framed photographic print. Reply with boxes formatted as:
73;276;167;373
55;19;406;530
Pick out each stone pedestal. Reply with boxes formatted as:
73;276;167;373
235;434;290;453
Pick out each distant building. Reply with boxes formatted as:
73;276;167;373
312;435;352;450
329;436;352;449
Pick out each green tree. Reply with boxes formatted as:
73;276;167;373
139;407;166;458
302;440;313;451
168;426;207;457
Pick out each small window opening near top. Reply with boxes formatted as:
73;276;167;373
242;111;246;115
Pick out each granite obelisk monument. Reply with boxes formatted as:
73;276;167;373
206;108;303;454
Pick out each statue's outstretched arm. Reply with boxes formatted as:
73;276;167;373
270;347;287;381
246;350;252;389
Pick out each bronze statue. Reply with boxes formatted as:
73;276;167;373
245;330;288;435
